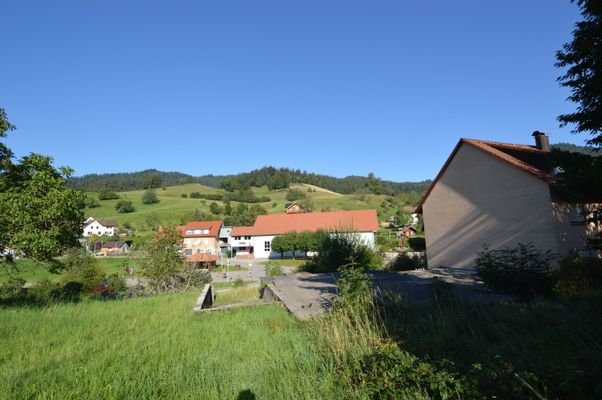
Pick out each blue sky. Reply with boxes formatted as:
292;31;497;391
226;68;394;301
0;1;584;182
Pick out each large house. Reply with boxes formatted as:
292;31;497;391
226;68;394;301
230;209;379;259
417;132;601;270
175;221;223;257
82;217;117;237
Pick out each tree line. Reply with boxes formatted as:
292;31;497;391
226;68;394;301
68;165;432;196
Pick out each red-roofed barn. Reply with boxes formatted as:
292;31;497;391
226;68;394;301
230;209;379;259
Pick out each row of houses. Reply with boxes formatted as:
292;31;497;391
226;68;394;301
174;209;379;262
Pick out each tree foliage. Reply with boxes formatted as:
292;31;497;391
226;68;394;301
98;188;119;200
115;200;135;213
1;108;85;265
556;0;602;146
139;226;184;288
141;189;159;204
286;188;306;201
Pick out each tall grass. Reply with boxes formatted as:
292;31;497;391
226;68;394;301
0;292;352;399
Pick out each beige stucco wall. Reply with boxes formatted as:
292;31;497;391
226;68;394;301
182;237;220;255
423;143;560;269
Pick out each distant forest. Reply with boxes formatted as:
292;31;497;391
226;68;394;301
552;142;600;156
67;167;432;196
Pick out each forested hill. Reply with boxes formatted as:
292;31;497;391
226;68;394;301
68;166;432;196
67;169;194;191
198;167;431;196
552;142;600;156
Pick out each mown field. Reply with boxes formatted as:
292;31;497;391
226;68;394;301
0;292;350;400
83;183;409;243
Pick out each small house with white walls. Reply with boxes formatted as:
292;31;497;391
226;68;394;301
83;217;117;237
230;209;379;259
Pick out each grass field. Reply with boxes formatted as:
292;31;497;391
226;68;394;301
0;257;133;284
0;292;351;399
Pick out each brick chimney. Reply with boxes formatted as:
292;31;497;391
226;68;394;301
532;131;550;151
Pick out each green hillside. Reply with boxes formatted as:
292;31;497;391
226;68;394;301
84;183;417;243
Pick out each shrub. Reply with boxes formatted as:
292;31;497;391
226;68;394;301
337;259;372;308
181;193;188;198
407;237;426;251
554;254;602;296
286;189;306;201
352;340;463;400
84;196;100;208
62;249;106;293
98;188;119;200
475;243;556;297
141;190;159;204
115;200;135;213
265;262;284;276
233;277;245;288
304;231;382;273
0;278;29;305
189;192;202;198
388;253;426;271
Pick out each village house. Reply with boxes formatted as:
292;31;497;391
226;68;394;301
230;209;379;259
82;217;117;237
285;201;309;214
175;220;223;258
417;132;601;270
99;241;130;256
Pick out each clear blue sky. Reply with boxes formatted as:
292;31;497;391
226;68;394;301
0;0;585;182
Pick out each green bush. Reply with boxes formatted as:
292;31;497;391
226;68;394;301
189;191;202;199
115;200;135;213
62;249;106;293
304;231;382;273
286;188;306;201
337;259;372;308
265;262;284;276
388;253;426;271
475;243;556;297
98;189;119;200
181;193;188;198
141;190;159;204
408;237;426;251
84;196;100;208
554;254;602;296
0;278;29;305
233;277;245;288
352;340;463;400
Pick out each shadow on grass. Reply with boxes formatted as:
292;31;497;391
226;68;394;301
378;290;602;399
236;389;256;400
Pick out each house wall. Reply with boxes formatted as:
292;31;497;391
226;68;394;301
182;237;220;255
422;144;559;269
250;231;376;259
83;221;116;237
552;202;602;257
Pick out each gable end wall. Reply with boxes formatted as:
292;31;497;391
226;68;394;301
422;143;559;269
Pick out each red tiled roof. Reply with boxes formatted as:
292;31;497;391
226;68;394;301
416;138;555;213
185;253;218;263
231;209;379;236
176;221;222;238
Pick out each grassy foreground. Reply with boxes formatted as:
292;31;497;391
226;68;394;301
0;292;347;399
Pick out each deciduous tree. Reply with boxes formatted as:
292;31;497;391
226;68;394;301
556;0;602;146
